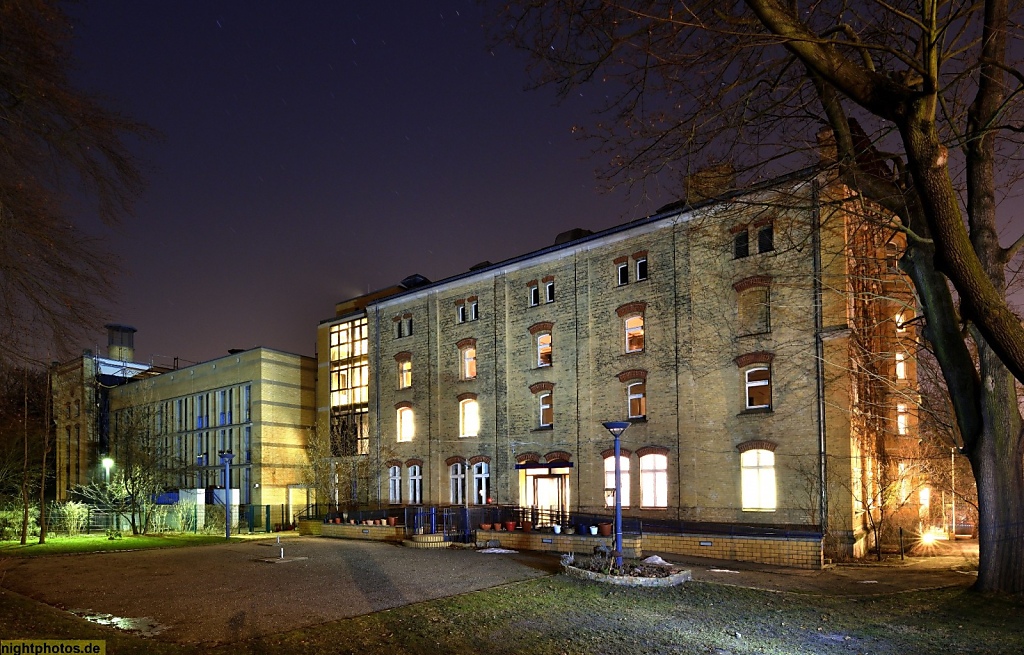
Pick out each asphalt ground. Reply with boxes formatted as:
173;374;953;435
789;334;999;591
0;535;979;644
0;535;556;644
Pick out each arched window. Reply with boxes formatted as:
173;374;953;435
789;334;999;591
603;454;630;508
398;359;412;389
450;462;466;504
388;465;402;504
639;452;668;508
745;367;771;409
461;346;477;379
472;461;490;505
537;333;552;367
396;406;414;442
459;398;480;437
627;381;646;419
539;392;553;427
624;316;645;353
740;449;776;511
407;464;422;505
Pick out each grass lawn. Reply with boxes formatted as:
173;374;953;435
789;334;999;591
0;574;1020;654
0;533;237;557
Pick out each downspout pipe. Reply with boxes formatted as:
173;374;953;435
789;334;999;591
811;178;828;534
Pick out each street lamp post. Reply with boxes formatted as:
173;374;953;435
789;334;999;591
602;421;631;569
219;451;234;540
101;457;113;484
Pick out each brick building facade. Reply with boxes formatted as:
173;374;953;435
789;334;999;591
318;169;919;559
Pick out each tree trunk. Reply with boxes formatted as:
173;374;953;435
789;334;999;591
38;367;50;544
20;369;29;545
971;340;1024;593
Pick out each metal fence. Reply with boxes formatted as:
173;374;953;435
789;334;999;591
299;502;823;544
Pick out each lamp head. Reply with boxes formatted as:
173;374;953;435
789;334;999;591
602;421;631;438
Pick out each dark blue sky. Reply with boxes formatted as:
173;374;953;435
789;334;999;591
68;1;673;365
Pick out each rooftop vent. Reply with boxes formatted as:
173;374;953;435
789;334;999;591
553;227;593;245
400;274;431;289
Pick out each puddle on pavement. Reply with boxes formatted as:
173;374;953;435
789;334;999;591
70;609;166;637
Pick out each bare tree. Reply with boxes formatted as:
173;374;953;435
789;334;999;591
0;0;149;366
501;0;1024;594
76;386;184;535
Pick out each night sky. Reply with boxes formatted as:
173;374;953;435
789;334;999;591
67;2;673;366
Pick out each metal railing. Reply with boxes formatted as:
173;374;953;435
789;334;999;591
297;502;822;543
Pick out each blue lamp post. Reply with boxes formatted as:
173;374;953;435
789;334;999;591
602;421;631;569
219;450;234;540
196;454;207;488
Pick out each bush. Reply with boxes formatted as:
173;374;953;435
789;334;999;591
204;505;225;533
57;501;89;536
173;500;197;533
0;503;40;541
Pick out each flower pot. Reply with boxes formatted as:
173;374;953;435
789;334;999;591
553;525;562;535
598;522;613;537
479;523;492;531
333;517;341;524
522;521;533;533
387;516;397;527
589;525;599;536
349;519;356;524
566;526;576;535
504;521;517;532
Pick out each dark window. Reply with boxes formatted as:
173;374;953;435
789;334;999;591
529;286;540;306
545;282;555;303
470;301;479;321
758;225;774;253
636;258;648;281
457;305;466;323
734;232;749;259
618;263;629;285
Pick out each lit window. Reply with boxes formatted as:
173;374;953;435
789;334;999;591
886;242;899;270
473;462;490;505
539;392;553;427
398;359;412;389
741;449;776;510
745;367;771;409
734;231;749;259
461;346;477;380
457;304;466;323
640;453;668;508
397;406;414;442
537;333;552;367
459;398;480;437
545;281;555;303
529;285;540;307
604;455;631;507
627;382;646;419
758;225;774;253
450;462;466;504
407;464;422;505
895;353;907;380
897;403;909;435
625;316;645;353
388;465;402;504
636;257;648;281
470;301;479;321
617;263;629;286
895;311;907;332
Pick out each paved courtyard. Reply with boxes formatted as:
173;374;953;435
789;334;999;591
0;536;557;644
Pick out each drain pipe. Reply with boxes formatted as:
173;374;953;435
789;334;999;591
811;177;828;534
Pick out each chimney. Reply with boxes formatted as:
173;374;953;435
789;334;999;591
685;163;735;204
104;324;137;362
